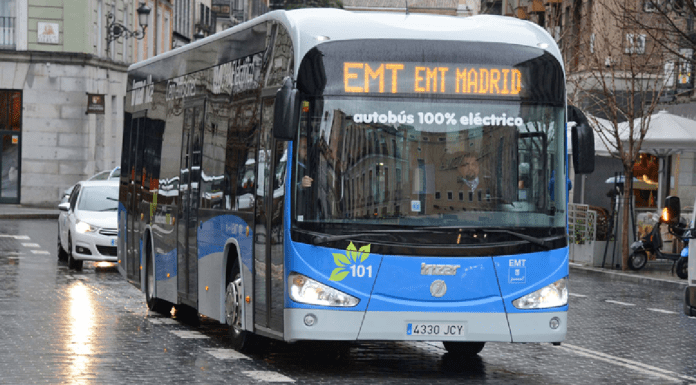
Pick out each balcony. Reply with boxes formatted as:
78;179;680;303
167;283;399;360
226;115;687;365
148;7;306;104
0;17;15;49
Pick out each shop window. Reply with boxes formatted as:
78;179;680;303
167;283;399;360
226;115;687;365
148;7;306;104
633;153;659;208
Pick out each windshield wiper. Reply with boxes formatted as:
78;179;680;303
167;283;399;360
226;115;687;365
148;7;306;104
415;226;556;250
485;229;554;250
308;227;560;249
311;229;439;246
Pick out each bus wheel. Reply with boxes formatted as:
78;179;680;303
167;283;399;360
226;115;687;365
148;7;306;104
67;234;83;271
145;242;171;314
225;263;252;351
443;341;485;356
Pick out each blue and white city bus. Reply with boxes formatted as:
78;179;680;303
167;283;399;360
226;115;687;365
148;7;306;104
118;8;595;355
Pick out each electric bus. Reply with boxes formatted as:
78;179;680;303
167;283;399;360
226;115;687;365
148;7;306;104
118;8;595;356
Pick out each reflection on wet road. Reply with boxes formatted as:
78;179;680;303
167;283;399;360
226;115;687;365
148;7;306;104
1;219;696;384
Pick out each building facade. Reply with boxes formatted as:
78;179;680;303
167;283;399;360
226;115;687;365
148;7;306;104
0;0;217;206
0;0;131;206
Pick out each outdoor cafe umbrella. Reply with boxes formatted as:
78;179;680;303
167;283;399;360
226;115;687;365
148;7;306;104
572;111;696;208
618;110;696;154
618;111;696;209
573;111;696;157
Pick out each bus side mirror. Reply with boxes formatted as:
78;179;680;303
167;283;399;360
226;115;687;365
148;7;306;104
273;77;300;141
664;196;681;225
568;105;595;174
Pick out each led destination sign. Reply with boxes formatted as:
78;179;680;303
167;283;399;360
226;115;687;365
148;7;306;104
296;40;564;103
343;62;523;96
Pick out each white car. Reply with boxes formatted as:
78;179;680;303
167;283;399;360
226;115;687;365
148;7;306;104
61;166;120;202
58;180;119;270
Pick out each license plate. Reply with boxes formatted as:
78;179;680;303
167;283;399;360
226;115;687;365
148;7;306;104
406;322;465;337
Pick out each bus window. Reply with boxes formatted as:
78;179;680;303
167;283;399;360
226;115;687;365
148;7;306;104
236;156;256;210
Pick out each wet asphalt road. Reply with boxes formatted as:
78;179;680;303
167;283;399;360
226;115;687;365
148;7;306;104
1;218;695;384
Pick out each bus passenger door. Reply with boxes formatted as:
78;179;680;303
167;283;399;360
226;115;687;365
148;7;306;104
126;113;146;282
254;98;286;336
177;101;205;306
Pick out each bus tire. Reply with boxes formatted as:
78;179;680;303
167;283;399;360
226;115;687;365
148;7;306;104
628;251;647;271
67;233;83;271
443;341;485;356
145;238;171;314
225;259;254;351
677;257;688;279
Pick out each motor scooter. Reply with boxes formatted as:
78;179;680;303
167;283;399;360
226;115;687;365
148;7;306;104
628;215;689;278
677;235;689;280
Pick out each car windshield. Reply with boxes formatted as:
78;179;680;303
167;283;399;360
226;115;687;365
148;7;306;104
88;167;120;181
292;97;566;229
88;170;111;181
77;186;119;212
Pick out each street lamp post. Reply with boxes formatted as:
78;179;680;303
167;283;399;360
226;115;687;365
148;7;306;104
106;2;151;55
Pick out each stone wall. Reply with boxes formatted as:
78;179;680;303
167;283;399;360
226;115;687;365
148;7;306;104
0;51;127;206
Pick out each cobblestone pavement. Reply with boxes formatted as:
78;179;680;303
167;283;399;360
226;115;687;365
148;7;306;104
1;219;695;384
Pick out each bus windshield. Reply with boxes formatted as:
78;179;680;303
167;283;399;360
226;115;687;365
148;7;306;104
293;97;566;231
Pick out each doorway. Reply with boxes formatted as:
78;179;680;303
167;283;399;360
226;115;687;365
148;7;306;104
0;90;21;204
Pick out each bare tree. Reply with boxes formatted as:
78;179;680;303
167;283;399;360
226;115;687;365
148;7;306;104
564;0;673;270
625;0;696;98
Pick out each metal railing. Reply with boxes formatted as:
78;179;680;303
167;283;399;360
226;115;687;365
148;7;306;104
0;17;15;49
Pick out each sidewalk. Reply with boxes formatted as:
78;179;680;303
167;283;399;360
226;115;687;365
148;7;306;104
570;259;688;290
0;205;60;220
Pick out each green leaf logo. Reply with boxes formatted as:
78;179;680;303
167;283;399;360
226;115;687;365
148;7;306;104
329;268;349;281
328;242;371;281
333;252;350;267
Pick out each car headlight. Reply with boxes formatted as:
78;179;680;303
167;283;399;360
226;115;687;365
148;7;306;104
288;272;359;307
75;221;97;234
512;277;568;309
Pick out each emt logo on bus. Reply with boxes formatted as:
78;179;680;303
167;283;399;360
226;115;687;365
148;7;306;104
343;62;522;96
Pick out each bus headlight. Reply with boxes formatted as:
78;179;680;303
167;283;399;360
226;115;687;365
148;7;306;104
288;273;359;307
75;221;97;233
512;277;568;309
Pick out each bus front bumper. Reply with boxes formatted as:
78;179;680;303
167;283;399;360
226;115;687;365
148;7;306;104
284;308;566;343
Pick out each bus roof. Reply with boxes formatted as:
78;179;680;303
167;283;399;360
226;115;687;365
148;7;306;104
129;9;561;76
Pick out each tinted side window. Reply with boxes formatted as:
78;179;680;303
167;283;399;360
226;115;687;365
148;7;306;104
228;101;258;212
201;98;228;210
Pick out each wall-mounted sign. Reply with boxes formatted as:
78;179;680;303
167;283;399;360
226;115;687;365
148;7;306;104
86;94;105;114
37;22;60;44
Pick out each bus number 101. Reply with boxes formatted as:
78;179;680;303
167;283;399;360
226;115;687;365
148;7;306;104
350;265;372;278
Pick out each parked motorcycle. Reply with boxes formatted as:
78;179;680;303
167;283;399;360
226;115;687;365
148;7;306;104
628;208;689;279
677;234;689;279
